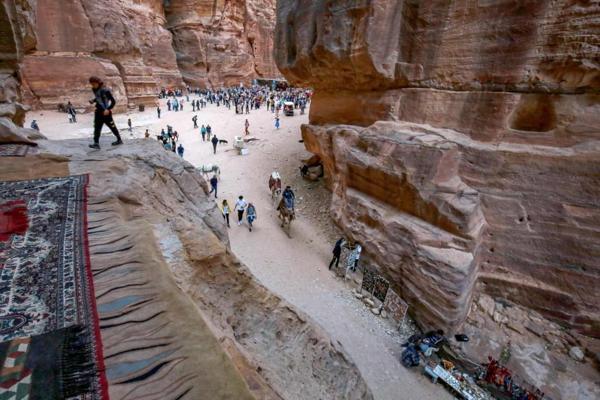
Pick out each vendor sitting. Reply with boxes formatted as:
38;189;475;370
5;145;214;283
419;329;446;357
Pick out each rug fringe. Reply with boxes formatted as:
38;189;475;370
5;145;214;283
60;325;97;398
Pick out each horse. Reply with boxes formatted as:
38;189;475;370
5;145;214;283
268;172;282;205
277;197;295;237
197;164;221;180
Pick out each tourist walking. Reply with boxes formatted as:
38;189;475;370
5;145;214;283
246;203;257;232
245;119;250;135
192;115;198;129
157;106;161;119
177;143;184;157
201;124;207;141
347;242;362;272
211;135;219;154
30;120;39;131
67;102;77;123
221;200;231;228
127;118;132;132
144;129;150;138
206;124;212;140
209;174;218;198
328;237;346;270
275;116;280;130
234;196;247;225
88;76;122;149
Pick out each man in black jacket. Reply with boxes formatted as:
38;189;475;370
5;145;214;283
328;237;346;270
88;76;122;149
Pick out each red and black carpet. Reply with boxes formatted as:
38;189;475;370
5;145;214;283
0;175;108;399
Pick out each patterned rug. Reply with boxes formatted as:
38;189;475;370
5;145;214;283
0;145;36;157
0;175;107;399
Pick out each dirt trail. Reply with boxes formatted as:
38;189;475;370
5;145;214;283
29;100;452;400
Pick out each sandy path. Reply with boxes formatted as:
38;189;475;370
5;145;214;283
28;100;452;400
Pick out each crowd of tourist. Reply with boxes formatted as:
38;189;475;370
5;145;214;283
149;84;312;234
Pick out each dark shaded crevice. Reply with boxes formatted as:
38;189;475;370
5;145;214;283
101;311;165;329
99;299;153;321
92;244;134;255
118;360;171;384
105;342;170;360
173;387;193;400
93;260;142;276
89;235;130;248
96;281;149;299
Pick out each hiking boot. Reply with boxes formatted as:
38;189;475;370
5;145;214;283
89;143;100;150
112;139;123;146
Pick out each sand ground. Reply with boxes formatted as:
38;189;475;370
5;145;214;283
27;99;453;400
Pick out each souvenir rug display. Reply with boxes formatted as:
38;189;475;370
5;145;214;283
0;144;36;157
0;175;107;399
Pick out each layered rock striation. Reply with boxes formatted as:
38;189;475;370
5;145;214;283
164;0;280;87
11;0;280;111
1;3;371;397
276;0;600;338
13;0;183;111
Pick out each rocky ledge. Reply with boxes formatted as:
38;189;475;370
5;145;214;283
0;136;372;400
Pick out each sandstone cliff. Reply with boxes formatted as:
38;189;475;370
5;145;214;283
11;0;280;111
13;0;183;111
1;2;372;396
275;0;600;339
0;136;373;399
165;0;280;87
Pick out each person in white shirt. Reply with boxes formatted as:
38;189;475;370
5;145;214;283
347;242;362;272
352;244;362;272
220;199;230;228
234;196;247;225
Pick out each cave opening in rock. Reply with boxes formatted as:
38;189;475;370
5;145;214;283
510;94;558;132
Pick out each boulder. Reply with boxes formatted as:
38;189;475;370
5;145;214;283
478;295;496;318
569;346;585;362
0;117;40;144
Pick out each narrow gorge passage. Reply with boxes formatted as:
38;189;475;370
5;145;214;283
27;100;452;400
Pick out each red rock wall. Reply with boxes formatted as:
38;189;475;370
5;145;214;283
276;0;600;336
16;0;280;109
165;0;281;88
15;0;182;110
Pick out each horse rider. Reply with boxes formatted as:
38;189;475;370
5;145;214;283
282;186;295;211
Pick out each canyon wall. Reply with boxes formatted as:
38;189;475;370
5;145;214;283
13;0;280;111
1;3;372;397
165;0;281;87
275;0;600;337
0;0;42;141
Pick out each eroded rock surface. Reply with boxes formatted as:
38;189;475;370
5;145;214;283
277;0;600;334
165;0;281;87
11;0;280;110
0;138;372;400
276;2;600;398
